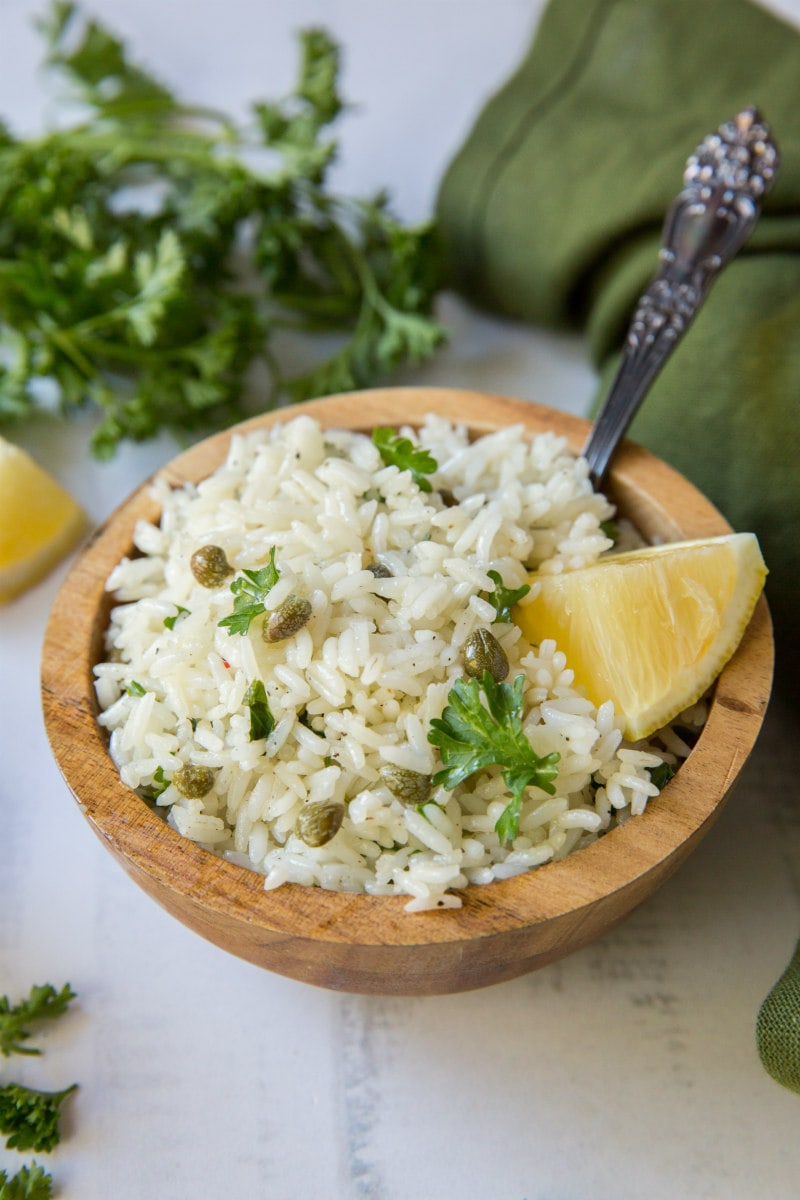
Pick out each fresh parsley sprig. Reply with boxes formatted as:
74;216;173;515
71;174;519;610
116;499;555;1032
0;1161;53;1199
428;671;560;844
372;427;438;492
0;1083;77;1154
0;985;76;1059
483;570;531;624
218;548;280;636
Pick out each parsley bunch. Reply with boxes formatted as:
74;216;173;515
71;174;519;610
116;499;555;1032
0;3;446;457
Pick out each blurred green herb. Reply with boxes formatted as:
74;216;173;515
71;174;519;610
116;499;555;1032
0;3;446;457
372;427;437;491
0;1162;53;1200
0;1082;77;1154
219;548;280;636
428;671;560;844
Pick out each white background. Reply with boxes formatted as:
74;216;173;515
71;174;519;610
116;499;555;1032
1;1;799;1196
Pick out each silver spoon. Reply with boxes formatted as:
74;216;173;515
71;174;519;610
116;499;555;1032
583;107;779;490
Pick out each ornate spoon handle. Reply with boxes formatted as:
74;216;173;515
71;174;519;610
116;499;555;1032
583;108;779;490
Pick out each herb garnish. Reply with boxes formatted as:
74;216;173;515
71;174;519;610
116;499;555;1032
0;5;445;457
428;671;560;844
218;548;280;636
0;1083;78;1154
126;680;147;697
163;606;189;630
0;1160;54;1198
372;428;438;492
0;985;75;1060
245;680;276;741
484;570;531;624
648;761;677;790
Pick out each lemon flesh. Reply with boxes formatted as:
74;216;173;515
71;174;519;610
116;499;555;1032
0;436;88;603
516;533;767;741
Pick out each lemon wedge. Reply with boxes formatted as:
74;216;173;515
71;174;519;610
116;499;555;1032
0;436;88;603
516;533;767;741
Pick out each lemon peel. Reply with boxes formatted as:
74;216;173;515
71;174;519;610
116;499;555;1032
0;436;88;603
516;533;767;741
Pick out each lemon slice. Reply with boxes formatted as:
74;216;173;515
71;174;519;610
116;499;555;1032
516;533;767;741
0;436;88;603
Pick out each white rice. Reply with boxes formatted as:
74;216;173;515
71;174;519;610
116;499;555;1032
94;414;704;911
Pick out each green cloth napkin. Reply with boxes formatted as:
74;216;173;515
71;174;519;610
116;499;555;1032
436;0;800;1093
436;0;800;705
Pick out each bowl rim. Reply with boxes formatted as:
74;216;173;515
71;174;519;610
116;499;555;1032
41;386;774;952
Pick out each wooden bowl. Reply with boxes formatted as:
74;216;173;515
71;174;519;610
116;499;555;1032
41;388;774;995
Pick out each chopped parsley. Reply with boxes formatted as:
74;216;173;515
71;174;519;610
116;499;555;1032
372;428;438;492
218;548;280;636
245;680;276;741
126;680;147;697
163;606;190;630
649;761;677;790
428;671;560;844
483;570;531;624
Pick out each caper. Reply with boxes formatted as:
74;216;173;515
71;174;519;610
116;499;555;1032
295;799;345;847
263;594;312;643
172;764;216;798
365;560;392;579
463;628;509;681
190;544;232;588
379;764;432;806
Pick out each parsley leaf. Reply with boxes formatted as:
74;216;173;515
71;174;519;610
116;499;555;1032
218;548;280;636
0;985;76;1059
372;427;437;492
245;680;276;741
163;605;189;630
0;1161;53;1200
0;1083;77;1154
0;8;445;456
648;761;677;790
484;570;531;624
428;671;560;844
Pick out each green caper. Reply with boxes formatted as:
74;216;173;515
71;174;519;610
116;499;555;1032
463;628;509;681
295;799;345;847
263;594;312;643
379;764;432;806
172;763;216;798
365;560;392;578
190;544;232;588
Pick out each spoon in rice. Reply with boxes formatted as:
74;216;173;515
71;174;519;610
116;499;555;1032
582;107;779;490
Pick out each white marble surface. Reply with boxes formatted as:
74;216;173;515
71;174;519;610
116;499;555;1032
2;1;799;1196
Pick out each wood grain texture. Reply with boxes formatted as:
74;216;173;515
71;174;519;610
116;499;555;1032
40;388;774;994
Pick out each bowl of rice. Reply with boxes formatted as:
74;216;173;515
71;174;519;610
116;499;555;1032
41;387;773;995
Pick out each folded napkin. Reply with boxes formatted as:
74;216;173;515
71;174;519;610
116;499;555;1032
436;0;800;1093
436;0;800;704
